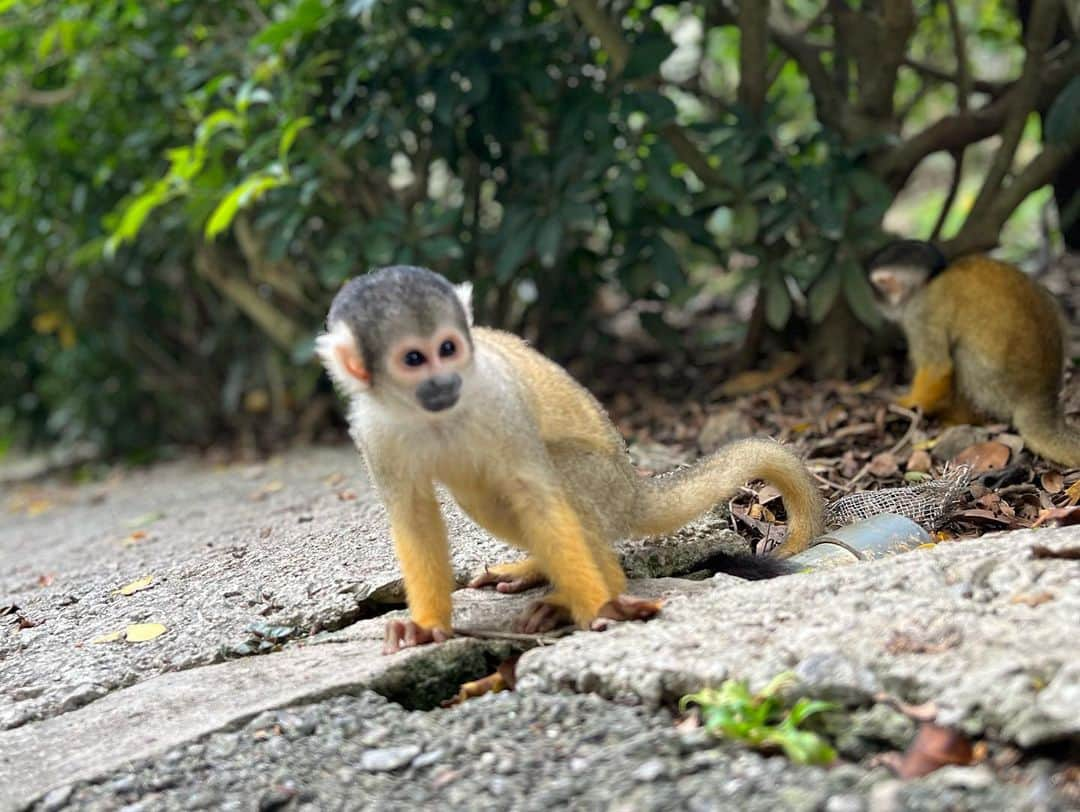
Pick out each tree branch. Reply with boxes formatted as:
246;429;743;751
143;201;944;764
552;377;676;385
567;0;628;76
965;0;1061;226
194;246;303;351
901;59;1010;96
944;0;971;112
568;0;727;188
940;140;1080;256
768;21;846;133
930;148;965;241
737;0;769;117
874;42;1080;189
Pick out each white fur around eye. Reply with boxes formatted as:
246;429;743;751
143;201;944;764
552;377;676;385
316;320;369;397
455;282;474;326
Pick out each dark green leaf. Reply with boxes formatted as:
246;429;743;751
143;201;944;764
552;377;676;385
1045;76;1080;145
622;34;675;80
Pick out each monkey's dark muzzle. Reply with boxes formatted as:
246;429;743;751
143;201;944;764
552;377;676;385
416;373;462;412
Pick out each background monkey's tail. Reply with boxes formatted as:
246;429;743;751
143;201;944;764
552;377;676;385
630;438;825;557
1014;401;1080;469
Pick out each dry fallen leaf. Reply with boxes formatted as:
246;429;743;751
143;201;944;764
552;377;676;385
1010;591;1055;607
906;449;932;473
92;622;167;644
1040;471;1064;494
124;623;167;642
121;530;149;547
895;723;974;779
718;352;802;396
250;480;285;501
952;441;1010;474
1065;479;1080;506
116;575;154;596
867;452;899;478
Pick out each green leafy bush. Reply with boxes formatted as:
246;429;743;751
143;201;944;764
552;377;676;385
1;0;1073;457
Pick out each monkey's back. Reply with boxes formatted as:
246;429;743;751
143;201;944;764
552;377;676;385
473;327;626;456
930;255;1064;411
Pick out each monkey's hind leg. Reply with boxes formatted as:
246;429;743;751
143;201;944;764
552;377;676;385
468;557;549;593
511;523;658;634
897;365;953;414
939;392;983;426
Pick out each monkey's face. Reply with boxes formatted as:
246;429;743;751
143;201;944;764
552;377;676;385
382;325;473;414
868;264;929;318
317;266;478;419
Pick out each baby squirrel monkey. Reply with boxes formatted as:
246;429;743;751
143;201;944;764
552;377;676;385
318;266;824;653
867;239;1080;468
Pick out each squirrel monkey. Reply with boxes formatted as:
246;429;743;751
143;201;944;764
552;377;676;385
867;239;1080;468
318;266;824;653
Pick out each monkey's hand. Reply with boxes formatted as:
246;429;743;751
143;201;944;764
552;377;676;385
468;559;549;593
383;619;452;654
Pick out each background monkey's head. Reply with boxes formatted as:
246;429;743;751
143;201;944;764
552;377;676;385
865;239;948;318
317;266;475;415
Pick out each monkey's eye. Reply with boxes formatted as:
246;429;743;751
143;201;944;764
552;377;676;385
438;339;456;358
403;350;426;367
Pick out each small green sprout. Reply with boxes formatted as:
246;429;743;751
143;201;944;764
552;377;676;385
680;672;838;765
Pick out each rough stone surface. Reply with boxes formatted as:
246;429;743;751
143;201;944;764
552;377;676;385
517;528;1080;748
1;447;737;731
3;447;1079;811
29;691;1063;812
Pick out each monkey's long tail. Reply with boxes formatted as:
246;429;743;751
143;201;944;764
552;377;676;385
630;438;825;558
1014;401;1080;469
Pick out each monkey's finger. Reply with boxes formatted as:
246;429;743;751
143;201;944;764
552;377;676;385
495;576;547;594
468;570;499;589
383;620;405;655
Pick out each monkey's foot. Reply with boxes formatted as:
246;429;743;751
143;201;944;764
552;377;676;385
468;560;549;594
590;595;664;631
512;594;664;635
383;620;451;654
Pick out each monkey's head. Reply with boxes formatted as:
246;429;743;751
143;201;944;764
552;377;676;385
865;239;947;318
317;266;475;416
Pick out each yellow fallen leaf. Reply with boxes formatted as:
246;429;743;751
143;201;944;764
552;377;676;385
116;575;154;596
92;630;124;644
26;498;54;517
125;623;167;642
852;374;883;394
121;530;148;547
1066;479;1080;507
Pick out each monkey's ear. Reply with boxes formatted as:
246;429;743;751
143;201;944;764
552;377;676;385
454;282;474;326
316;320;370;394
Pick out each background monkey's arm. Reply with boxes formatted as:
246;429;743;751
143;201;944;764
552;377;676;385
898;306;953;414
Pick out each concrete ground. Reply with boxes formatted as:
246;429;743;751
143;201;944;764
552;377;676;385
1;446;1077;810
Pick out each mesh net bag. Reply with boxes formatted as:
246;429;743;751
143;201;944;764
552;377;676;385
823;465;972;531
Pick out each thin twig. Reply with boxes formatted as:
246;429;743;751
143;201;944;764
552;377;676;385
845;405;920;492
452;626;573;645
